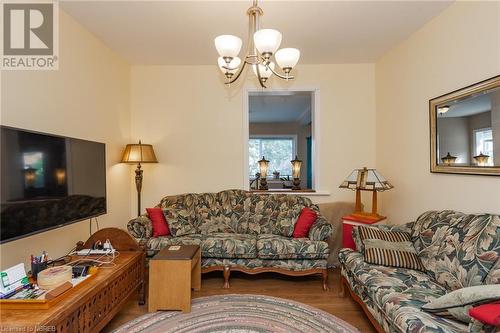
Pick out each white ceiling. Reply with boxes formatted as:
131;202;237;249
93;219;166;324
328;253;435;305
61;0;453;65
249;91;312;123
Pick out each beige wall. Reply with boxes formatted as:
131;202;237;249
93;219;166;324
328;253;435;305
0;10;131;270
376;1;500;223
130;64;376;213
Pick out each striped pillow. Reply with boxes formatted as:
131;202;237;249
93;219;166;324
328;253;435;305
358;226;424;271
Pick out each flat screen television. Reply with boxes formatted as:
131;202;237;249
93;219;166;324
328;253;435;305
0;126;106;243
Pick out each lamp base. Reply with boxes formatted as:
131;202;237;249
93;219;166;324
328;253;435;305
259;178;268;191
292;178;301;190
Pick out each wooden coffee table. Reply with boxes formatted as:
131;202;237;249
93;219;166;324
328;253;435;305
148;245;201;312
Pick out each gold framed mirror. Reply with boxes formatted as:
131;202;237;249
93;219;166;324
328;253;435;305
430;75;500;176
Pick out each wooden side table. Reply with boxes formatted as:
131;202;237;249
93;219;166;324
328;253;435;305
148;245;201;313
342;214;386;250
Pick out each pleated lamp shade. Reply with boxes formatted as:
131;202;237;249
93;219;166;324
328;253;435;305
121;141;158;164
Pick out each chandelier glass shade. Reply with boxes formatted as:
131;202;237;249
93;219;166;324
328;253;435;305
218;57;241;76
252;62;274;81
214;0;300;88
214;35;243;59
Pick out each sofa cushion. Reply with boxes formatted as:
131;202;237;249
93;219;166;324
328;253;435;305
339;248;467;333
422;285;500;323
145;234;203;252
159;194;198;237
412;211;500;291
292;207;317;238
358;226;424;271
469;303;500;326
257;234;329;259
197;190;250;234
146;207;170;237
247;194;315;236
201;233;256;259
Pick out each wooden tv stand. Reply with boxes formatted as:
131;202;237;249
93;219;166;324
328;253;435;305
0;228;145;333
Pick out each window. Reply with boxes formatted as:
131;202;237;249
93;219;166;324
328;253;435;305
247;90;316;191
249;136;296;178
474;128;494;166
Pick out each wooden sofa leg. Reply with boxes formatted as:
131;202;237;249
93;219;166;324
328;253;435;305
223;265;230;289
322;270;329;291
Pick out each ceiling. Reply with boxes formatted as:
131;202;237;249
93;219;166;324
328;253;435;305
61;1;453;65
249;91;311;123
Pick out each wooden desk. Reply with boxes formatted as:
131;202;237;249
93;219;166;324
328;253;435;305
148;245;201;313
0;228;145;333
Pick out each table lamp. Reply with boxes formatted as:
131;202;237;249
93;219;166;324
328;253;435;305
258;156;269;190
291;155;302;190
339;167;393;221
121;141;158;216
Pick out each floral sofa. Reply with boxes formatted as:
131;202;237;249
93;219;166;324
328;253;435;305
128;189;333;289
339;210;499;333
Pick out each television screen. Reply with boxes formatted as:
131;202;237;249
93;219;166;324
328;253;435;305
0;126;106;243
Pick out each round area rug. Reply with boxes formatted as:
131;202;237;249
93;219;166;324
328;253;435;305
112;294;359;333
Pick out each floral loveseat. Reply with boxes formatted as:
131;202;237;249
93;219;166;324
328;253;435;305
128;189;332;289
339;210;499;333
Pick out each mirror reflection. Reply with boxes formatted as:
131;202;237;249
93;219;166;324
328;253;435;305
436;86;500;167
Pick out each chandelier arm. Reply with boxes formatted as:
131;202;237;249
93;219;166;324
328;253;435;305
225;60;248;85
268;65;294;80
244;54;260;65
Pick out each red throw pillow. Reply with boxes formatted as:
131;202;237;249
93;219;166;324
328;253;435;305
469;303;500;326
146;207;170;237
293;207;318;238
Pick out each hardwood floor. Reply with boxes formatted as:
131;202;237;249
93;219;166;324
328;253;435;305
102;268;376;333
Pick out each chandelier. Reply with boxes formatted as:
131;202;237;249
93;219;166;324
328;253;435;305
214;0;300;88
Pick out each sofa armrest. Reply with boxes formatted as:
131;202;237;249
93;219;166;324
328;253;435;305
127;215;153;239
308;215;333;241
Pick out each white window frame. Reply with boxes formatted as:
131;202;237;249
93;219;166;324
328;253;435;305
249;135;298;178
473;127;494;164
243;88;321;191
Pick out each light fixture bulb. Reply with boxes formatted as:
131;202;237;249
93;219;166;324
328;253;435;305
253;62;275;79
214;35;242;59
438;105;450;114
253;29;282;55
217;57;241;75
275;48;300;71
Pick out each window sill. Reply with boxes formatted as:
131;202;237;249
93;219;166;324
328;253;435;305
249;189;330;196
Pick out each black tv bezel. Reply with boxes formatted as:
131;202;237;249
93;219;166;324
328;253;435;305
0;125;107;244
